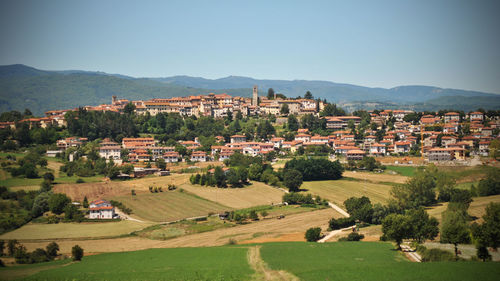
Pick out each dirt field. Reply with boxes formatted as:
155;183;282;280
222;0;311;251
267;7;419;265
426;194;500;224
179;181;285;209
301;180;393;208
375;156;425;165
0;220;153;240
20;208;343;254
111;191;230;222
343;171;408;184
53;173;191;202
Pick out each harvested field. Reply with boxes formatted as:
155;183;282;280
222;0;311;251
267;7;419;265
53;173;191;202
301;180;392;208
343;171;407;184
0;220;153;240
179;181;285;209
111;190;230;222
426;194;500;224
21;208;343;254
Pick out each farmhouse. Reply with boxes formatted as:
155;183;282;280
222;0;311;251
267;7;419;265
89;200;116;219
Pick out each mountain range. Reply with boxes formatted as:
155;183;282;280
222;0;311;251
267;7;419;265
0;64;499;116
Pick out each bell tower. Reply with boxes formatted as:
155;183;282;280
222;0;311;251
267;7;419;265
252;85;258;106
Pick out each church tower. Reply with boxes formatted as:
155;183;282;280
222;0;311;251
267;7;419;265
252;85;258;106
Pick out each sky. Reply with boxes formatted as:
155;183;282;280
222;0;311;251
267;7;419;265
0;0;499;93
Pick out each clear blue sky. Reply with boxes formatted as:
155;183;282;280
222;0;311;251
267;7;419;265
1;0;499;93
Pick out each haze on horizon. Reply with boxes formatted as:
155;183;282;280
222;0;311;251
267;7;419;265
0;0;499;94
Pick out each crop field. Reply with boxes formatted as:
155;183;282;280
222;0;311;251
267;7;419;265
301;179;392;208
111;190;230;222
20;208;341;254
53;173;191;202
426;194;500;224
16;247;253;281
0;220;153;240
179;181;285;209
260;242;500;281
343;170;408;184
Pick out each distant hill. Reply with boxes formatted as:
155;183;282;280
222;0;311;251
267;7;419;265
0;64;499;116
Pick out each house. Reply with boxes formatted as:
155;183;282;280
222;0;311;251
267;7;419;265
99;140;121;160
469;111;484;122
191;151;207;162
346;149;366;161
427;148;453;162
444;112;460;123
163;151;180;163
394;141;411;154
270;137;284;148
479;141;490;156
89;200;116;219
230;135;246;144
368;143;386;155
295;133;311;143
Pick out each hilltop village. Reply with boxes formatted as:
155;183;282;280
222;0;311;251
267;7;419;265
2;87;498;168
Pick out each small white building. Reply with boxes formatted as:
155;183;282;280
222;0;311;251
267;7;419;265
89;200;115;219
191;151;207;162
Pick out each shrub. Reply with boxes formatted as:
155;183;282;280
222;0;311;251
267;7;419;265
29;248;50;263
305;227;322;242
421;248;455;262
339;232;365;241
329;217;355;230
72;245;84;261
76;178;85;183
46;242;59;257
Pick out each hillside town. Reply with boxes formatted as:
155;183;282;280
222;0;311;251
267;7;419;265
2;87;498;169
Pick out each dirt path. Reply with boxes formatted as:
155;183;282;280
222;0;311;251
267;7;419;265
327;202;350;217
248;246;300;281
318;226;352;243
401;244;422;262
115;208;146;223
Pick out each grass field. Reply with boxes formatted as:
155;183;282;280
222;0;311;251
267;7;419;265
0;220;153;240
111;190;230;222
179;181;285;209
17;247;253;281
343;171;408;184
260;242;500;281
301;179;393;208
385;165;418;177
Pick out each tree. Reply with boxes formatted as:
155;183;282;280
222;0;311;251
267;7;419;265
0;240;4;256
304;91;313;99
155;158;166;170
260;210;268;218
287;115;299;131
72;245;84;261
391;170;436;209
249;210;259;221
43;172;55;182
213;166;226;187
344;196;373;223
46;242;59;258
441;210;470;258
83;196;89;208
283;169;303;192
39;180;52;192
305;227;321;242
489;139;500;160
471;203;500;251
406;208;439;243
7;240;18;256
48;193;71;215
284;158;343;181
248;163;264;181
31;192;51;217
280;103;289;115
123;102;136;115
267;88;275;99
382;214;410;249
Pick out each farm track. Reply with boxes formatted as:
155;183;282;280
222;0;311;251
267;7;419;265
248;246;299;281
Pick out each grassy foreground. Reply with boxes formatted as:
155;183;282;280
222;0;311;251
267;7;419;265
260;242;500;281
17;247;253;281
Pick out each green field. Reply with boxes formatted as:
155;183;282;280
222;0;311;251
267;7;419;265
260;242;500;281
111;190;230;222
17;247;253;281
301;180;392;207
0;220;153;240
385;166;417;177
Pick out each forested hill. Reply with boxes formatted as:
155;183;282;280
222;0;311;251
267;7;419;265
1;64;499;116
0;65;250;116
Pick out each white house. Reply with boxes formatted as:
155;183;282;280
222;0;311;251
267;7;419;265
89;200;115;219
191;151;207;162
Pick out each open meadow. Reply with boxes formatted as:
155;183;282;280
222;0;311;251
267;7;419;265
14;247;253;281
343;170;408;184
300;179;392;208
260;242;500;281
111;190;230;222
0;220;153;240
